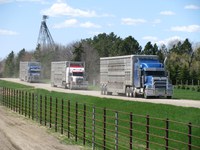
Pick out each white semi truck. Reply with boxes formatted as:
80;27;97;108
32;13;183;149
100;55;173;99
51;61;88;90
19;61;41;83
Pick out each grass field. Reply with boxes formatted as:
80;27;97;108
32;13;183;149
0;79;200;149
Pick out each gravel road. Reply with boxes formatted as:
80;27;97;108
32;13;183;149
1;78;200;108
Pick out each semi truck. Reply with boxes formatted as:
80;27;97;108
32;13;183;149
51;61;88;90
19;61;41;82
100;55;173;99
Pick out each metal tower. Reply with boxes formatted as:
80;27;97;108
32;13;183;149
37;15;55;50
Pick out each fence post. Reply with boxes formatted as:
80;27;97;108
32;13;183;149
188;122;192;150
61;99;64;134
13;89;16;112
146;115;150;150
50;96;52;128
55;97;58;132
45;95;47;126
92;106;96;150
165;118;169;150
130;112;133;150
40;95;42;125
8;88;10;109
16;90;18;112
115;111;118;150
68;100;70;138
10;89;13;110
103;108;106;150
29;93;31;118
32;93;34;120
75;102;78;142
25;92;27;117
21;91;24;115
83;104;86;145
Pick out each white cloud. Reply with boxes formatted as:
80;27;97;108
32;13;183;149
0;0;12;4
160;11;175;15
142;36;158;41
184;4;200;10
121;18;146;25
80;22;101;28
53;19;78;28
0;29;18;35
152;19;161;24
53;19;101;29
41;2;97;17
171;25;200;33
156;36;182;46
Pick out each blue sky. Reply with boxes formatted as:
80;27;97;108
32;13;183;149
0;0;200;59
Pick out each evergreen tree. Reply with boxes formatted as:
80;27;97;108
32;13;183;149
73;43;84;61
3;51;15;77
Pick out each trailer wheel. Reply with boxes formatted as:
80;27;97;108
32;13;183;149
167;96;172;99
126;87;130;97
144;90;149;99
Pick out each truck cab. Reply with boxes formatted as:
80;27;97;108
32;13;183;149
66;63;88;89
28;64;41;82
134;58;173;98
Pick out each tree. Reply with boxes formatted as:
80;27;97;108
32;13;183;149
142;42;158;55
118;36;141;55
15;48;26;77
73;43;84;61
3;51;15;77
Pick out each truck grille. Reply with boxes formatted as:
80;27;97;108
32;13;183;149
76;78;83;84
154;79;167;88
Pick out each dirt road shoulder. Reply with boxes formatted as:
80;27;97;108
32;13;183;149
0;106;81;150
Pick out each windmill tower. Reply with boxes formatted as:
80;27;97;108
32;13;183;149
37;15;55;50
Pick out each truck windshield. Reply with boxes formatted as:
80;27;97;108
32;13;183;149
73;72;83;77
145;71;165;77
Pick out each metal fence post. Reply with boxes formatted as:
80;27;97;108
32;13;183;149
83;104;86;145
75;102;78;142
188;122;192;150
115;111;118;150
13;89;16;112
45;95;47;126
29;93;31;118
22;91;24;115
146;115;150;150
19;90;21;114
25;92;27;117
55;97;58;132
103;108;106;150
40;95;42;125
68;100;70;138
61;99;64;134
92;106;96;150
165;118;169;150
16;90;18;112
130;112;133;150
32;93;35;120
50;96;52;128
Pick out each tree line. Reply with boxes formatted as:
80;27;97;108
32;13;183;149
1;32;200;85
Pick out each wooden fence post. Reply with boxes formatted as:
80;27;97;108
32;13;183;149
45;95;47;126
40;95;42;125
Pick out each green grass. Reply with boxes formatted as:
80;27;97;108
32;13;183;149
0;80;200;149
173;88;200;100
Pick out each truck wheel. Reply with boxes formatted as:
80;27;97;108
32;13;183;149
167;96;172;99
144;90;149;99
133;90;137;98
